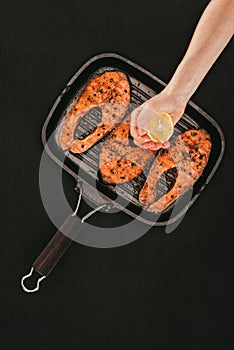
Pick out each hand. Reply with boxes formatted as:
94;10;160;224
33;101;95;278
130;90;187;151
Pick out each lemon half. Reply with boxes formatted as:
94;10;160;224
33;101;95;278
147;112;174;143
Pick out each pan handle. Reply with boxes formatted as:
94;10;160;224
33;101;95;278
33;215;82;276
21;202;109;293
21;214;84;293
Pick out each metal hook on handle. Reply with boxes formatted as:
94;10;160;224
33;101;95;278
72;182;83;217
81;203;108;223
21;267;46;293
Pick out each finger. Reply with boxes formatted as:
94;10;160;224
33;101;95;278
133;133;153;144
130;106;142;128
140;142;162;150
136;106;154;136
161;141;170;148
130;108;145;139
130;125;148;142
130;124;139;139
133;139;144;148
138;126;147;136
134;139;162;151
144;141;168;150
133;140;155;149
147;142;164;151
135;133;171;146
137;111;149;136
133;110;147;137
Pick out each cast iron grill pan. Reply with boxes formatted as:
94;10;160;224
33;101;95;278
21;53;224;292
44;54;224;226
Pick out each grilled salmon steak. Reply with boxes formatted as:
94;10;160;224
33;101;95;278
60;71;130;152
139;129;211;212
99;115;155;184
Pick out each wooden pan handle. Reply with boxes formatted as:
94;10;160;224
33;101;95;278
33;215;82;277
21;198;109;292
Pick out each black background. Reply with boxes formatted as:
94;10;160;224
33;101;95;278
1;0;234;349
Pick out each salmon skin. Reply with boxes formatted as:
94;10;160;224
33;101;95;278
99;115;156;184
59;71;130;153
139;129;212;213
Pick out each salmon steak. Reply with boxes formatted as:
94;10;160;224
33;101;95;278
139;129;212;212
99;115;156;184
59;71;130;152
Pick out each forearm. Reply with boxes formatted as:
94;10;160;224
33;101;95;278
164;0;234;104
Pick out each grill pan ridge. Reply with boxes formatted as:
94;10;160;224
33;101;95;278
42;52;225;226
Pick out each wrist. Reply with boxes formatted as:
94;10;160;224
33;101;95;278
160;88;188;121
163;84;190;107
